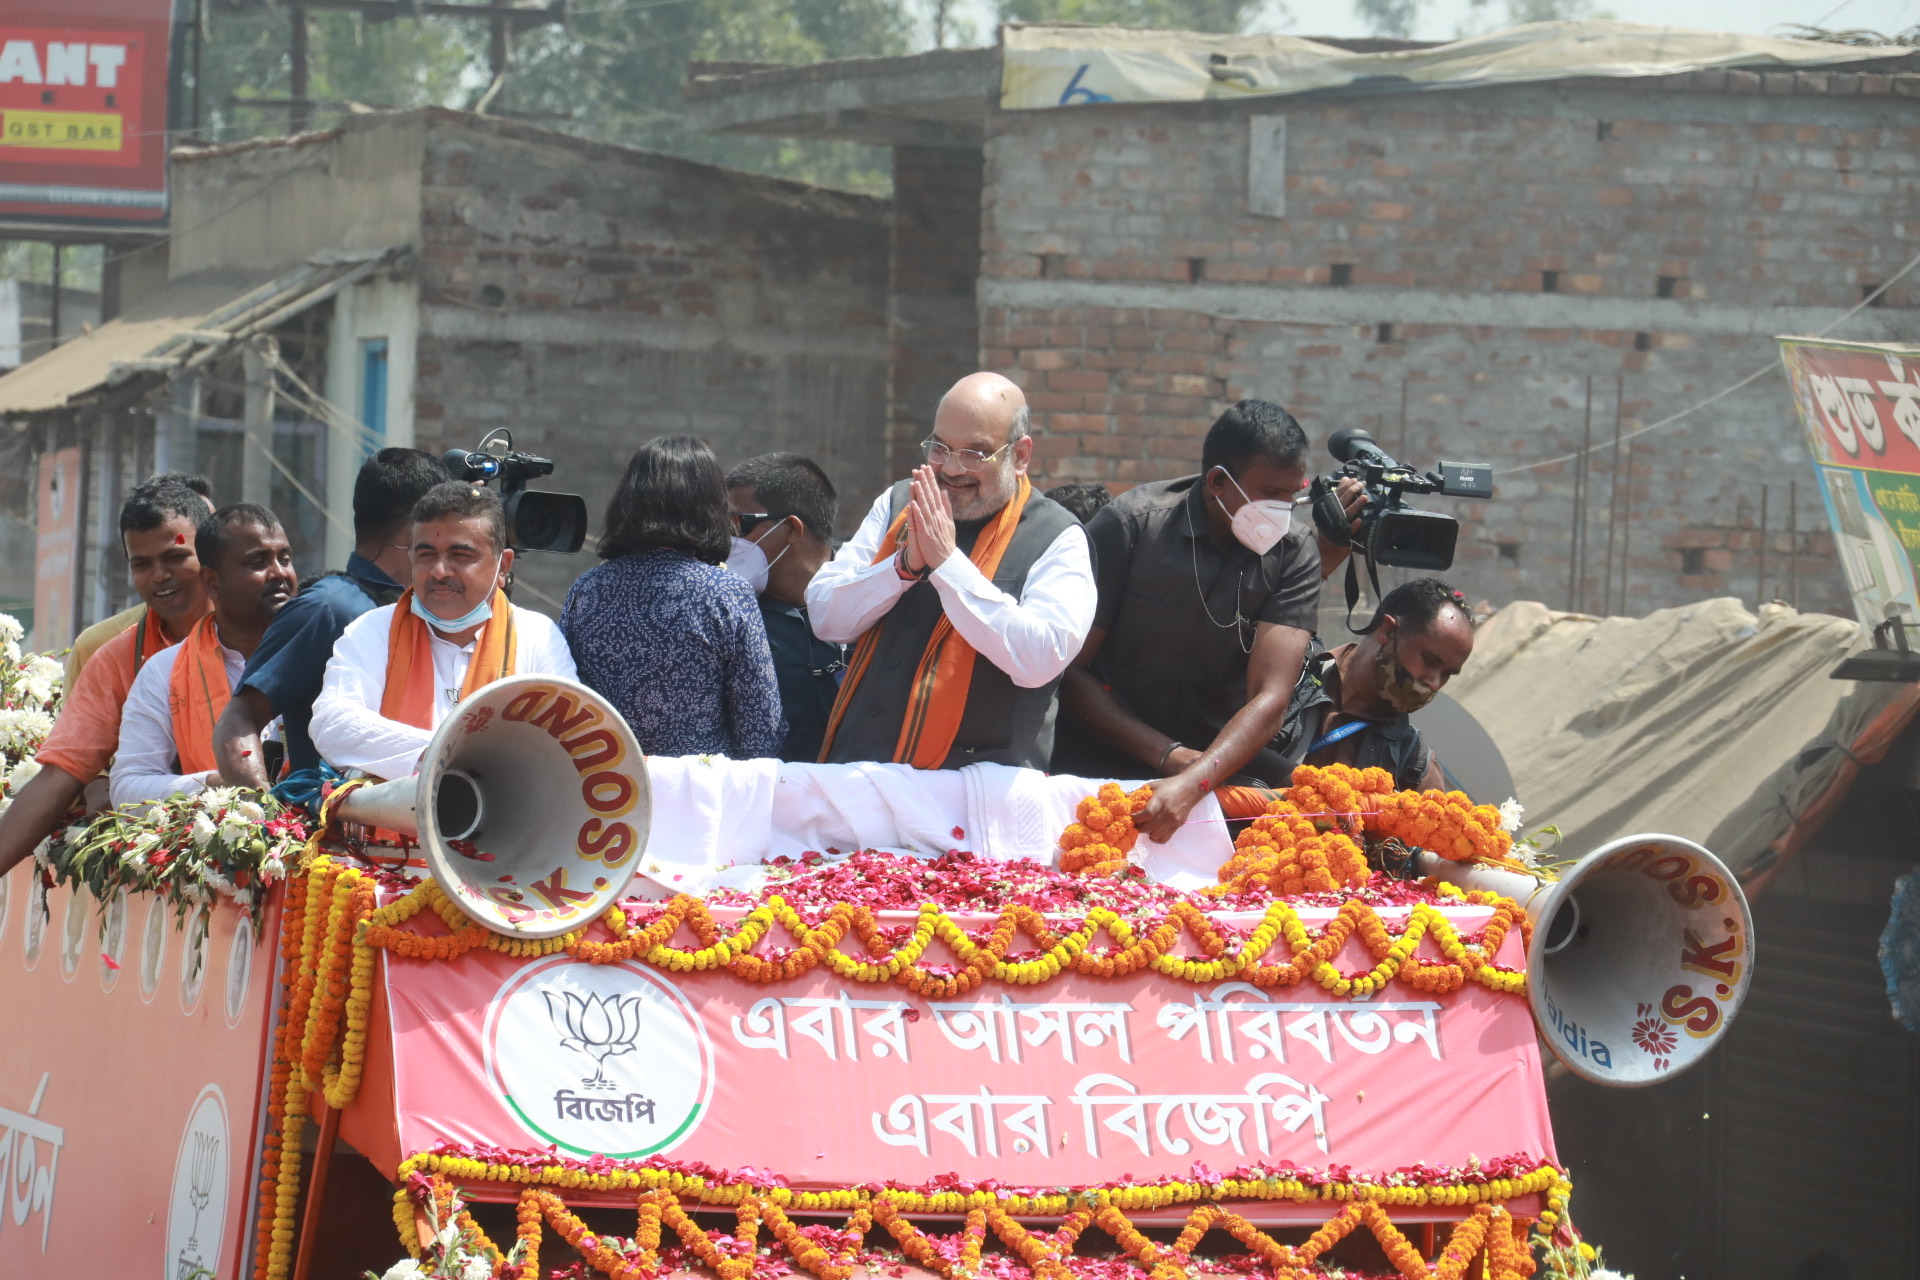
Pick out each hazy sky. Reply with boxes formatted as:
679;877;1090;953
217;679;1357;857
940;0;1918;46
1402;0;1917;40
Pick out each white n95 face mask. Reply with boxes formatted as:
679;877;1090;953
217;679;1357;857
724;522;790;594
726;535;770;593
1215;468;1293;555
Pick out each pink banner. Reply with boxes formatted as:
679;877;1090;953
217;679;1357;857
371;901;1555;1195
0;866;278;1276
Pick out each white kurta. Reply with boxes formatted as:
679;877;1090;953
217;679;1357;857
110;638;246;807
310;604;578;781
804;488;1097;689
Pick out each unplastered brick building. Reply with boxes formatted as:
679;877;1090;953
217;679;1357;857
0;108;889;638
687;28;1920;618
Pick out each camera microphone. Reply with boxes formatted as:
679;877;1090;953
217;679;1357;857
1326;427;1394;469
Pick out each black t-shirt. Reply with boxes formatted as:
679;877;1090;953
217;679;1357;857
1052;474;1320;781
1275;643;1434;792
759;597;847;763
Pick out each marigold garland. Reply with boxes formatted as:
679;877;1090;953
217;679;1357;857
392;1168;1545;1280
1212;765;1514;896
258;856;1541;1280
351;874;1527;997
388;1147;1563;1226
1058;781;1152;874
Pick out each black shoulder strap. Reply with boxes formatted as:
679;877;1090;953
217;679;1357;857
1343;551;1386;635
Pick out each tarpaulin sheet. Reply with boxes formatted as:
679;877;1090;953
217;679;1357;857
1000;20;1911;110
1448;597;1916;875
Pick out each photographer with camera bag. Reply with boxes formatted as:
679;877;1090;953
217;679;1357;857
1053;401;1361;843
1274;578;1473;792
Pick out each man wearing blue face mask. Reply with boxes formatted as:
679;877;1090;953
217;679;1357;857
310;482;577;781
1054;400;1361;842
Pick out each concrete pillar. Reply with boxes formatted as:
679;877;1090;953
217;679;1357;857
242;345;275;506
162;373;199;476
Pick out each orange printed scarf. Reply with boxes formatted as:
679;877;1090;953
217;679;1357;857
379;588;518;729
167;613;233;776
819;475;1032;769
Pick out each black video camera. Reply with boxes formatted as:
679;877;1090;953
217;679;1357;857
1309;428;1492;571
442;430;588;554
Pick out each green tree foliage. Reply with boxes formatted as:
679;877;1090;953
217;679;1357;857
185;0;916;194
505;0;915;192
1349;0;1419;37
191;8;476;145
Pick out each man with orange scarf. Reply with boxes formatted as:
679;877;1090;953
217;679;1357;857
310;482;575;780
808;372;1095;771
111;504;298;806
0;482;214;879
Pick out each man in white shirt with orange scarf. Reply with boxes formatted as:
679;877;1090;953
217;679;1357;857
312;482;575;780
808;372;1095;771
111;504;298;805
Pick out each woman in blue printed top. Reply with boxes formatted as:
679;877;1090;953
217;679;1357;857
561;436;784;758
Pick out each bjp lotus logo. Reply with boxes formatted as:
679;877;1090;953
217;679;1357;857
490;959;713;1159
545;990;642;1091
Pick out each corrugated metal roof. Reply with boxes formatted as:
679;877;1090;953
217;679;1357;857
0;246;407;419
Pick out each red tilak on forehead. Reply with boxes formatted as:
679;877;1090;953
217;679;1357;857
175;533;186;544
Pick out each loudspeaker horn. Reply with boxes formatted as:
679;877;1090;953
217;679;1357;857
1411;834;1753;1085
335;674;651;939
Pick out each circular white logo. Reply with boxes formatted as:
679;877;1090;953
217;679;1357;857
180;905;211;1014
485;958;712;1159
59;886;88;980
224;915;254;1028
140;896;169;1001
166;1085;229;1280
22;875;47;968
100;890;129;991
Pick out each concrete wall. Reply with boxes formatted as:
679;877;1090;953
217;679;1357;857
169;114;426;278
411;113;891;609
978;84;1920;617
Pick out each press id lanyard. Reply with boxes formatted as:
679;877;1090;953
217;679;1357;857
1307;718;1370;755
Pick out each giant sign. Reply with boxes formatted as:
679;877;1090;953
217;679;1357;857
1779;337;1920;630
350;899;1557;1201
0;0;173;226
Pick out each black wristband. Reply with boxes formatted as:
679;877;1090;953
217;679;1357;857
895;548;932;582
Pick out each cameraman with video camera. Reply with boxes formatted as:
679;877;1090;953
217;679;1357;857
1281;428;1493;792
1053;401;1363;842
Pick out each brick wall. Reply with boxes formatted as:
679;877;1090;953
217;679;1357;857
889;145;983;479
977;85;1920;618
412;111;891;607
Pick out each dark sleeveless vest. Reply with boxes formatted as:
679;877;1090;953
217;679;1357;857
824;482;1078;771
